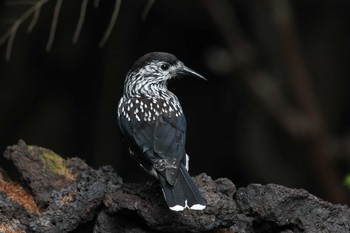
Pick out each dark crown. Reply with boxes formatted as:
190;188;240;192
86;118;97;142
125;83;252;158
129;52;179;72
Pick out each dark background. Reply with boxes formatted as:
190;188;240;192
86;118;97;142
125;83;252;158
1;0;350;204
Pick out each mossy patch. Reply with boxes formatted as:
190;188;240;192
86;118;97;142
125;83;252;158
28;146;76;181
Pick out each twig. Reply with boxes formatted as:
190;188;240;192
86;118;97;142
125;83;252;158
0;30;11;47
73;0;89;44
0;0;49;54
5;0;37;5
0;0;48;61
98;0;121;48
27;0;47;32
141;0;156;21
5;20;20;61
93;0;99;8
46;0;63;52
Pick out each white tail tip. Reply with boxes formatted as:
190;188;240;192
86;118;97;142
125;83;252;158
189;204;206;210
169;200;206;211
169;205;186;211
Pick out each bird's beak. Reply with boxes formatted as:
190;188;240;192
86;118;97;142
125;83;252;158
178;65;207;81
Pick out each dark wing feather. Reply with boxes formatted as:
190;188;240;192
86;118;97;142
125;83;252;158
154;115;186;158
154;115;186;185
119;116;154;157
118;113;187;185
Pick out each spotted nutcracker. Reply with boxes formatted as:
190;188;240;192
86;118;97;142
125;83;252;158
117;52;206;211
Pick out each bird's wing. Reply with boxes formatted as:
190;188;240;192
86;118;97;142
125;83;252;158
119;116;153;153
118;114;187;186
153;114;187;185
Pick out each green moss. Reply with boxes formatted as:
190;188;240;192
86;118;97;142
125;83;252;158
28;145;75;180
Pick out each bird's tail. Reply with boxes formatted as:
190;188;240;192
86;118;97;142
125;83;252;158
158;165;206;211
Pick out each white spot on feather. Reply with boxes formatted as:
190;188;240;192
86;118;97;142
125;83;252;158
136;115;140;121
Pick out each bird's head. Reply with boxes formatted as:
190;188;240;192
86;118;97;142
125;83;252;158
124;52;205;97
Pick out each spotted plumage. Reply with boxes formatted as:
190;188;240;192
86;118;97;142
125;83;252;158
117;52;206;211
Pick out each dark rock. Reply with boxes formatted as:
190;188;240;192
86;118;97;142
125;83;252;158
104;173;237;233
2;141;350;233
236;184;350;233
29;166;121;233
4;140;83;208
0;191;37;229
94;209;150;233
0;215;27;233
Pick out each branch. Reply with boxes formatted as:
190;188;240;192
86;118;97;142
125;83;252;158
98;0;121;48
1;0;125;57
46;0;63;52
72;0;89;44
93;0;100;8
0;0;49;60
27;0;46;32
141;0;156;21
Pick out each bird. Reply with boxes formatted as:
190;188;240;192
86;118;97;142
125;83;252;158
117;52;207;211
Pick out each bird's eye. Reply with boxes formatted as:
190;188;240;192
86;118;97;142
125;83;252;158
160;63;170;71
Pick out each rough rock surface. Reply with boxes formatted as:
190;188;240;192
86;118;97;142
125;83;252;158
103;174;237;232
236;184;350;232
0;140;349;233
